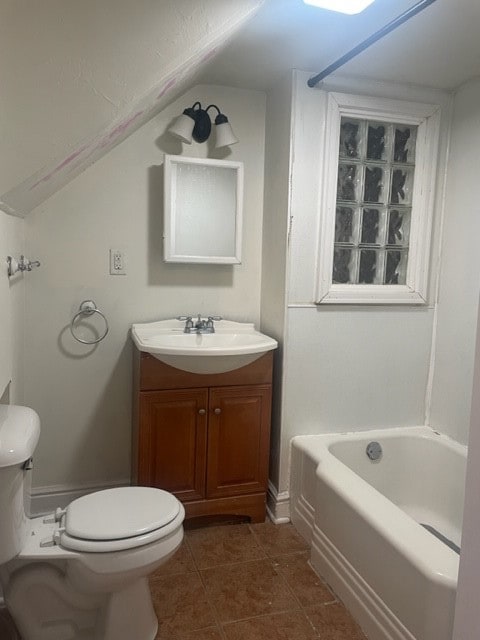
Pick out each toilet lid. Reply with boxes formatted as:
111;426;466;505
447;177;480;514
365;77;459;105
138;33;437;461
64;487;180;541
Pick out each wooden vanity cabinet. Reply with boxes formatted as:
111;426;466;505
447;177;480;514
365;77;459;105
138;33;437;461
132;350;273;523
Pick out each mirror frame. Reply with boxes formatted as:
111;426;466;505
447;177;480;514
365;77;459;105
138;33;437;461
164;154;244;264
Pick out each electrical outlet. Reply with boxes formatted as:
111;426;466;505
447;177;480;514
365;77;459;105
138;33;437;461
109;249;126;275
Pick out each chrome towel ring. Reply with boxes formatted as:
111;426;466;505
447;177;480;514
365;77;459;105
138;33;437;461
70;300;109;345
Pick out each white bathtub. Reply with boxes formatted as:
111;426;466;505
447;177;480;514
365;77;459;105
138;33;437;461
290;426;466;640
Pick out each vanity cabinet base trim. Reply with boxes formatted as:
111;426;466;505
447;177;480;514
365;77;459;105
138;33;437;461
183;492;267;524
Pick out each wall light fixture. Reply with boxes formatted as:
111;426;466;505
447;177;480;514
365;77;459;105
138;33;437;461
168;102;238;148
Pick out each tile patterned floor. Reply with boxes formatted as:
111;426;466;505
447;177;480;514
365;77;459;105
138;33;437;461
150;521;367;640
0;522;367;640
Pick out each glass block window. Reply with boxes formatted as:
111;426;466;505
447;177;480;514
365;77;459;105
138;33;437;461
315;92;440;305
333;118;417;285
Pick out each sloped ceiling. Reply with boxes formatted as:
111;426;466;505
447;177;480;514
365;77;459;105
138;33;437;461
0;0;263;216
4;0;479;217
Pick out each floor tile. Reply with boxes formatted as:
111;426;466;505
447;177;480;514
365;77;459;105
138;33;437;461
155;624;223;640
223;611;317;640
150;571;217;633
304;602;367;639
148;521;366;640
271;552;336;606
201;558;299;623
150;541;197;577
250;521;310;557
186;523;266;569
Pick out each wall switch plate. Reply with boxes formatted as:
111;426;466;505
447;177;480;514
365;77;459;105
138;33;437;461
109;249;126;275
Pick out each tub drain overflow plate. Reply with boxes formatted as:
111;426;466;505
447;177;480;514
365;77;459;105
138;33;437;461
366;441;383;461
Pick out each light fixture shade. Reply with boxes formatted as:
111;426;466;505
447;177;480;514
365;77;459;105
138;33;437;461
168;112;195;143
169;103;238;148
214;115;238;148
303;0;375;14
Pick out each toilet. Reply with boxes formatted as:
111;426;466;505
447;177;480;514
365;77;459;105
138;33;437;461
0;404;185;640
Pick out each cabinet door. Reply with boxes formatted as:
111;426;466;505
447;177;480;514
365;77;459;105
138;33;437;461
206;385;272;499
138;389;208;501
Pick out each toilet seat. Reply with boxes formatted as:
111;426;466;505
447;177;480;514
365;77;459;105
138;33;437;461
57;487;182;553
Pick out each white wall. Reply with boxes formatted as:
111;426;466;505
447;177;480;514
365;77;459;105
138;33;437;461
0;212;25;404
429;79;480;444
260;73;292;488
453;295;480;638
272;71;452;493
438;79;480;638
24;84;266;491
0;0;263;215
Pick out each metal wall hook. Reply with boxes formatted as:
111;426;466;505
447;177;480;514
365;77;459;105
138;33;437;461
7;255;41;277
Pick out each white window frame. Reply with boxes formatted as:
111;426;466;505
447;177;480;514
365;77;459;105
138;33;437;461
315;92;441;304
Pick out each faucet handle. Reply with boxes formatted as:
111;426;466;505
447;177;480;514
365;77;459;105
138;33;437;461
206;316;222;332
177;316;195;333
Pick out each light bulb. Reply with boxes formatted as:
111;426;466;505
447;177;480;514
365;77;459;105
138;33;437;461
303;0;375;15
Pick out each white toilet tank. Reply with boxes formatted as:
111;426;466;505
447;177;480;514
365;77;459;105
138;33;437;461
0;405;40;564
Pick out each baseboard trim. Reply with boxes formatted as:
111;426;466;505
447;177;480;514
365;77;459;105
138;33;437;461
311;525;415;640
29;479;130;516
266;480;290;524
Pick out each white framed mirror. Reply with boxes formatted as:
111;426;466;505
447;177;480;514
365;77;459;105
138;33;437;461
164;155;244;264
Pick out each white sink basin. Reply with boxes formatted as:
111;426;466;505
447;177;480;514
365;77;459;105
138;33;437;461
131;319;277;374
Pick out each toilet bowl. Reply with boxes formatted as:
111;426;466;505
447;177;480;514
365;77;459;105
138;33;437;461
0;405;185;640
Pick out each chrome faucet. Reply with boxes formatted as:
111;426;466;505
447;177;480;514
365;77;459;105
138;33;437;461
194;314;207;332
177;315;222;334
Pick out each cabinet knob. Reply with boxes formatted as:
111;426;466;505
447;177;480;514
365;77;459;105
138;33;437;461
214;408;222;415
198;409;206;415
